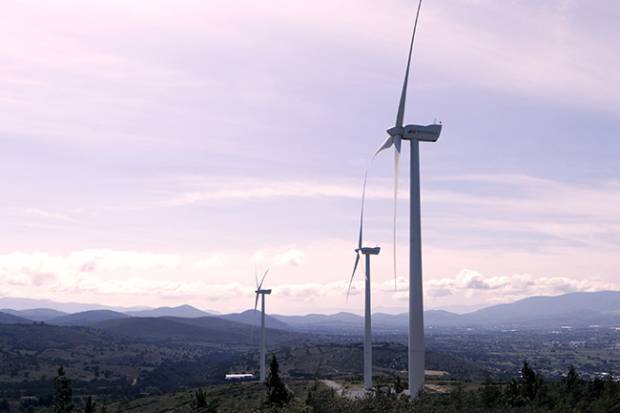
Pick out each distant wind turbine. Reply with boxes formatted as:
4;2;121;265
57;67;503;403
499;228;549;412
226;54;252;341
348;181;381;391
254;268;272;383
354;0;442;399
348;239;380;390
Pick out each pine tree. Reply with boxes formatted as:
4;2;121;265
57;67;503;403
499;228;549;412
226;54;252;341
264;354;291;407
393;376;404;394
53;366;74;413
192;388;218;413
83;396;96;413
520;361;542;401
195;388;207;409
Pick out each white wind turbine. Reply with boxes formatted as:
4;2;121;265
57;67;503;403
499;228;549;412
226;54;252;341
254;268;271;383
355;0;441;399
347;218;380;390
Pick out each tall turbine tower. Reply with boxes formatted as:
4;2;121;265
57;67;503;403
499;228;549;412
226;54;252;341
355;0;442;398
348;228;380;390
254;268;271;383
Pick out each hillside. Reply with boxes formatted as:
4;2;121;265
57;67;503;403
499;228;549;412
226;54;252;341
219;309;289;329
48;310;130;326
94;315;303;346
272;291;620;332
126;304;211;318
0;323;111;349
458;290;620;327
1;308;67;322
0;312;31;325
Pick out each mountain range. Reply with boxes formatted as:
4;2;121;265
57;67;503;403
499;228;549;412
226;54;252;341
2;291;620;333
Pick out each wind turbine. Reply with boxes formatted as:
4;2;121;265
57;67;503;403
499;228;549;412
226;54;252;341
347;228;380;390
254;268;271;383
349;168;381;391
355;0;442;399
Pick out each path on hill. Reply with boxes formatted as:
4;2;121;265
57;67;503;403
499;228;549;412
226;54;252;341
321;379;450;399
320;380;367;400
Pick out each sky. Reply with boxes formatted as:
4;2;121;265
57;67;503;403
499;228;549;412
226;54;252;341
1;0;619;314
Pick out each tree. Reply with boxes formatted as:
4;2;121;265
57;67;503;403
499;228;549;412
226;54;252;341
265;354;292;407
53;366;74;413
393;376;405;394
194;388;207;409
479;379;502;408
0;399;10;413
83;396;96;413
192;388;218;413
520;361;542;401
564;365;579;390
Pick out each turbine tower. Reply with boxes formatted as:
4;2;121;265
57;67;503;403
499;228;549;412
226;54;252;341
348;228;380;390
355;0;442;399
254;268;271;383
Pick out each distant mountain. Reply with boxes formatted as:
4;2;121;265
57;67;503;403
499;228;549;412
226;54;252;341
94;316;302;345
126;304;211;318
48;310;130;326
269;291;620;332
270;311;460;333
0;297;149;313
4;290;619;332
0;311;31;324
272;312;364;333
218;310;289;329
1;308;67;322
0;323;113;349
453;291;620;328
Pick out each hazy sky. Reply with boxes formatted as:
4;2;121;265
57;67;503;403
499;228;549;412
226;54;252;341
1;0;619;314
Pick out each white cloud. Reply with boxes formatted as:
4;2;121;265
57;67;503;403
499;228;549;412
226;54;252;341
194;253;228;269
0;249;181;290
253;247;307;268
20;208;78;223
422;269;620;305
274;249;305;267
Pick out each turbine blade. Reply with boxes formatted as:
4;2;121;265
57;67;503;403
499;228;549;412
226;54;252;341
255;265;259;289
393;136;401;290
258;268;269;290
357;169;370;250
395;0;423;128
347;252;361;300
254;292;259;311
374;135;394;159
357;135;392;253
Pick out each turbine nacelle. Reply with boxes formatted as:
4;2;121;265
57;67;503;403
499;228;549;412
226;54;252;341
255;289;272;295
387;123;442;142
355;247;381;256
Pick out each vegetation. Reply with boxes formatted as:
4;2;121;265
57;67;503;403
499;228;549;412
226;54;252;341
192;388;219;413
2;321;619;412
31;362;614;413
53;367;73;413
82;396;95;413
264;355;292;407
299;363;620;413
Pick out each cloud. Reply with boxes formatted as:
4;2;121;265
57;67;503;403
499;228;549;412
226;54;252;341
20;208;78;223
252;247;307;268
194;253;228;269
274;249;305;267
0;249;181;290
421;269;620;305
